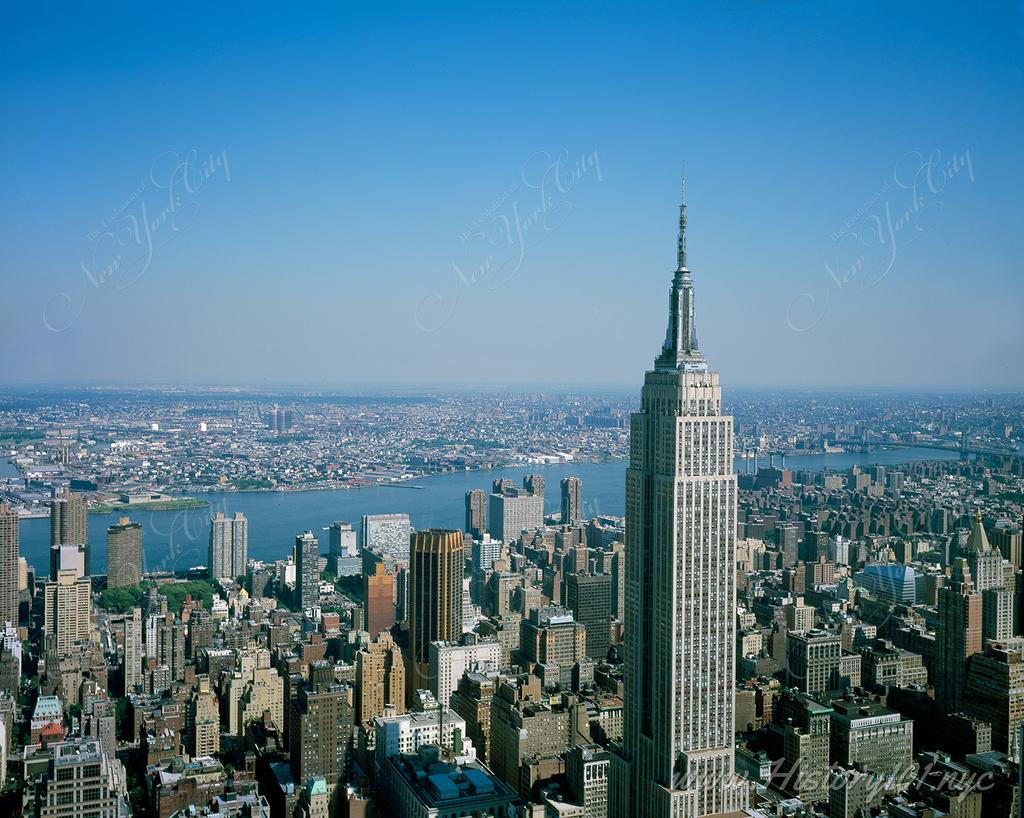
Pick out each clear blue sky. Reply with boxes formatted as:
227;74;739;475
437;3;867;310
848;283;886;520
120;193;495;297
2;2;1021;389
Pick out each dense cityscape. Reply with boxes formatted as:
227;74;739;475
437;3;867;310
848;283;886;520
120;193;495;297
0;188;1022;818
1;387;1018;514
3;5;1022;818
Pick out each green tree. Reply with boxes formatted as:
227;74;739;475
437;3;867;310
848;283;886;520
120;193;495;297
96;585;145;613
335;574;364;603
160;580;215;613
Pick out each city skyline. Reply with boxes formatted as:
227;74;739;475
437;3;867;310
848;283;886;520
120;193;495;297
2;241;1022;818
2;4;1022;390
1;6;1023;818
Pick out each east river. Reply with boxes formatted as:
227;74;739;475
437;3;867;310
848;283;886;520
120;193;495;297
8;447;962;576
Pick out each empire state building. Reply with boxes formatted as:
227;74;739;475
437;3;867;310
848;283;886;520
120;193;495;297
616;183;748;818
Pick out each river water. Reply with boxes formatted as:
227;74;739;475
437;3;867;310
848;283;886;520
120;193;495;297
5;446;965;576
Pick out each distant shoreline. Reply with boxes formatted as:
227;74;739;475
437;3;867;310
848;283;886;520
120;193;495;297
180;457;622;496
89;498;210;514
6;444;995;511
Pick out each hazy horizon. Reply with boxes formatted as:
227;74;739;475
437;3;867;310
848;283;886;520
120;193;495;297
1;380;1022;396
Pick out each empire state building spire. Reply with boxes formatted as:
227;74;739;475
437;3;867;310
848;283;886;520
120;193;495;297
615;180;747;818
677;174;687;270
655;174;707;372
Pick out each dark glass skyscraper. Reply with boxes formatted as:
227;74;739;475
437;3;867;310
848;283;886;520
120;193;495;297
408;529;464;698
295;530;320;611
561;476;582;525
465;489;487;539
565;571;611;660
0;504;18;627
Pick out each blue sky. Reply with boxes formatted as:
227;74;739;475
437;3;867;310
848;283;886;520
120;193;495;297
1;2;1021;389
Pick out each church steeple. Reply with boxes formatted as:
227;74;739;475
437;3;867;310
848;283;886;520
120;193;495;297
656;173;707;372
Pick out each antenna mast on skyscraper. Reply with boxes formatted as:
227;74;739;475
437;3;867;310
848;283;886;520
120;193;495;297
677;163;687;271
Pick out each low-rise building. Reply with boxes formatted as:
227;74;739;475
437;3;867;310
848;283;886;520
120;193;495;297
830;697;914;790
35;738;129;818
378;745;516;818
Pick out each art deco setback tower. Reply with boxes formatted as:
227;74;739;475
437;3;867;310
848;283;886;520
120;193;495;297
935;557;982;714
618;183;747;818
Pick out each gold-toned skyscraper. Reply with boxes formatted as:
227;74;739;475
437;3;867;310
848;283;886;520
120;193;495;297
408;529;464;698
